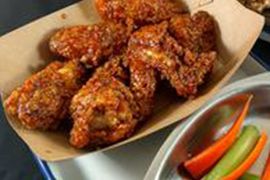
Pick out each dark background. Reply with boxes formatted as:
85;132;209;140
0;0;78;179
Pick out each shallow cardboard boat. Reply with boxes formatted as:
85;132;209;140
0;0;265;161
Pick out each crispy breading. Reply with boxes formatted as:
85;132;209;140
93;55;129;82
126;22;171;118
128;59;157;118
69;56;140;148
127;14;216;98
5;61;85;130
70;75;138;148
95;0;183;27
169;11;216;52
49;22;129;67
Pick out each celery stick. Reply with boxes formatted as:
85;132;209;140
239;172;260;180
203;125;260;180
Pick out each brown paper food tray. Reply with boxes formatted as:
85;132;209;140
0;0;264;161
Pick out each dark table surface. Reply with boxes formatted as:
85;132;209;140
0;0;78;179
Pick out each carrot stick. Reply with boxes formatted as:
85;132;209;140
184;95;253;179
262;150;270;180
204;125;260;180
222;132;268;180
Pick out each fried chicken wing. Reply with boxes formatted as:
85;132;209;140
169;11;216;53
49;22;129;67
127;16;216;98
5;61;85;130
126;22;171;118
95;0;183;27
69;55;140;148
127;22;183;97
70;75;138;148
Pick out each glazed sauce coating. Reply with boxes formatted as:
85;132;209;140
5;61;85;130
50;22;129;67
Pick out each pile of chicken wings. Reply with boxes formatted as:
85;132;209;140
5;0;217;149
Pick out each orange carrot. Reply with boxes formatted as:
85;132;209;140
184;94;253;179
262;150;270;180
222;132;268;180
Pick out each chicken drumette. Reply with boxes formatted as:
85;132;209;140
49;22;130;68
70;56;139;148
5;61;86;130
